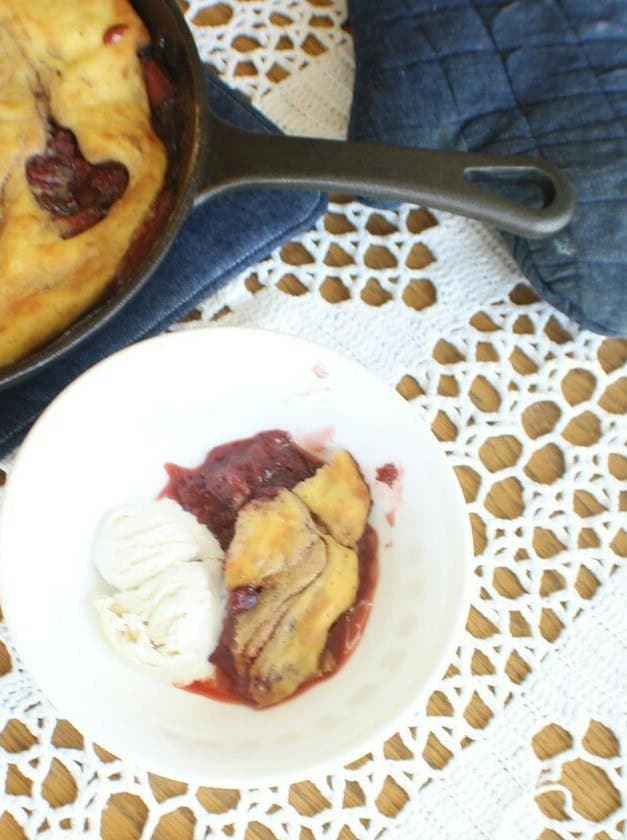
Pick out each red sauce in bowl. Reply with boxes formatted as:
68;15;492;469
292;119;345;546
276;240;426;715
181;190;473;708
376;462;399;487
162;430;323;549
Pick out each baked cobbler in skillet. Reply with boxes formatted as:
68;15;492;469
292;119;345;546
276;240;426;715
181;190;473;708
0;0;171;367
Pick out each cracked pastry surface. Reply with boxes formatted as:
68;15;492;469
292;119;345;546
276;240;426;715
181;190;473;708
294;449;371;547
211;451;370;707
246;533;359;707
0;0;167;367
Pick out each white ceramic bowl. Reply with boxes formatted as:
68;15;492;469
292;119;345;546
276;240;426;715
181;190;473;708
0;327;472;786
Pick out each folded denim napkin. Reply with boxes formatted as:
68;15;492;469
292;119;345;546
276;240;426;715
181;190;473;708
348;0;627;335
0;72;326;458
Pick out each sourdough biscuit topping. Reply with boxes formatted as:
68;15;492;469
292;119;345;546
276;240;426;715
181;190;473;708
0;0;167;367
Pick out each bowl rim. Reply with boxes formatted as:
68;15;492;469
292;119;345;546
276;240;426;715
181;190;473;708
0;327;474;785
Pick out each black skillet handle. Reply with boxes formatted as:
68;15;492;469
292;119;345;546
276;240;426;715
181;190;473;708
197;118;575;239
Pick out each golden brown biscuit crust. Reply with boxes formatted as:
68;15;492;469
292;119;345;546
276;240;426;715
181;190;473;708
0;0;166;367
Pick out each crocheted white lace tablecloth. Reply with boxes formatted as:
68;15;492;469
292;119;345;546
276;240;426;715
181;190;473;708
0;3;625;838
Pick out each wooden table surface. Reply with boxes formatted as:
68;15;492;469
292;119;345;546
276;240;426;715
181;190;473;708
0;238;625;838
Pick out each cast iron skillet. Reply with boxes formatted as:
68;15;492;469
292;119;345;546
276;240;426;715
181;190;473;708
0;0;575;391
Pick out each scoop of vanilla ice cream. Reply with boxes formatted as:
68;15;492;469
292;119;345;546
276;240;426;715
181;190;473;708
93;498;225;685
94;498;223;589
96;561;223;684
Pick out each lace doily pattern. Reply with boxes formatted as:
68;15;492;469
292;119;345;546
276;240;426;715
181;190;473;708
183;0;350;104
531;719;624;839
394;563;627;839
392;288;626;767
0;1;626;837
182;199;515;375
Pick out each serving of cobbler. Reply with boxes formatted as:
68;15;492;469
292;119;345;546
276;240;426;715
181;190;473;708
94;429;380;709
0;0;171;367
165;430;379;708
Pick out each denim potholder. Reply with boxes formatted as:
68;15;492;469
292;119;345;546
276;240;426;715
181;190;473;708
348;0;627;335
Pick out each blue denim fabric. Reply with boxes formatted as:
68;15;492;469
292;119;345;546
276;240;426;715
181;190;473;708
0;72;326;457
348;0;627;336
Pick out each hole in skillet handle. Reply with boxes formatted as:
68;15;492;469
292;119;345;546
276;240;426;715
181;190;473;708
464;165;555;210
461;155;575;239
